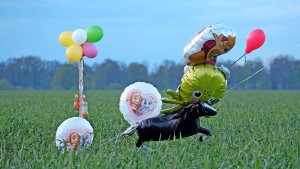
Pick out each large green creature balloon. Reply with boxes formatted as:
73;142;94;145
161;64;227;114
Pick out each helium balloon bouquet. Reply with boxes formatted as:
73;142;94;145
120;24;234;150
119;24;266;151
162;24;266;114
56;25;104;155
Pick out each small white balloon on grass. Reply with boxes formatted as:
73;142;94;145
55;117;93;155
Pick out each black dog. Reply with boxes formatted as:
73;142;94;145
122;101;217;148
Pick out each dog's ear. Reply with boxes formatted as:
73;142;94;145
201;102;217;116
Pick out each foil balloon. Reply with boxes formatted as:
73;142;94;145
134;101;217;149
162;64;227;114
184;24;236;66
119;82;162;126
55;117;93;155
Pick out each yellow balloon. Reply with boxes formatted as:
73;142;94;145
66;44;83;62
59;31;75;47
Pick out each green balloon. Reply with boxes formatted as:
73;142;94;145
86;26;104;42
161;64;227;114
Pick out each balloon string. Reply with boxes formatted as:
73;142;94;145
224;55;285;94
99;133;120;146
224;67;265;94
79;59;84;118
228;53;246;68
95;99;119;104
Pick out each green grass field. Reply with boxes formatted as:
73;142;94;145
0;90;299;168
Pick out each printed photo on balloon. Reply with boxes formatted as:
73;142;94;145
126;89;158;119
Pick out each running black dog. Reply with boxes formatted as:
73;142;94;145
122;101;217;148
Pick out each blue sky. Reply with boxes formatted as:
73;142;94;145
1;0;300;68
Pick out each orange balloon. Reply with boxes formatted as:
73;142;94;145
66;44;83;62
59;31;75;47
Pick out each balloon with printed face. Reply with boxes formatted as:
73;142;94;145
55;117;93;155
245;29;266;54
184;24;236;66
119;82;162;125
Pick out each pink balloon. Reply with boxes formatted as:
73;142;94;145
82;42;98;58
245;29;266;54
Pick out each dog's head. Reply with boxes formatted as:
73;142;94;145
197;101;217;117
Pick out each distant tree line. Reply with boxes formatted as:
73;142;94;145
0;55;299;90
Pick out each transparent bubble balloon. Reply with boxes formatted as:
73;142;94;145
55;117;93;155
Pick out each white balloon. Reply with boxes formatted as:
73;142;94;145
119;82;162;125
55;117;93;154
72;29;87;45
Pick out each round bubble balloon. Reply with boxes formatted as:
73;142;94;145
119;82;162;125
245;29;266;54
82;42;98;58
72;29;87;45
86;25;104;43
59;31;75;47
66;44;83;62
55;117;93;154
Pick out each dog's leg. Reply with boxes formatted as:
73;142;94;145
198;127;212;142
136;139;150;153
136;138;143;147
141;144;150;153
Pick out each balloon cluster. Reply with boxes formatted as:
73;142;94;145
59;26;104;62
119;24;267;151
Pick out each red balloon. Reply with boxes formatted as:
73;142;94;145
245;29;266;54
